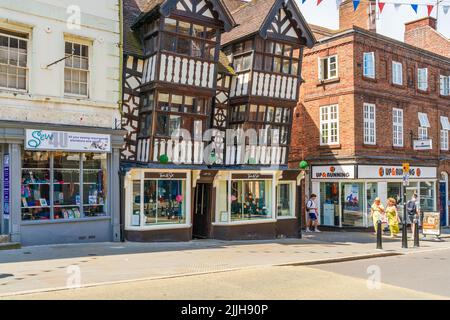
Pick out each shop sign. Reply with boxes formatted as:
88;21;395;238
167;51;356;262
358;165;437;179
422;212;441;236
3;154;10;220
144;172;187;179
413;139;432;151
231;173;273;180
311;165;355;179
25;130;111;153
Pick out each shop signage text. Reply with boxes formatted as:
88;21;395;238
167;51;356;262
3;154;10;220
25;130;111;153
413;139;433;151
422;212;441;236
358;165;437;179
231;173;273;180
144;172;187;179
312;166;355;179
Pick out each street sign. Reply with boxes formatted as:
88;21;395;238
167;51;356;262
402;174;410;186
402;163;410;173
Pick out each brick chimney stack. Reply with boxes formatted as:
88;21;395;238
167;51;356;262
339;0;376;32
404;17;450;59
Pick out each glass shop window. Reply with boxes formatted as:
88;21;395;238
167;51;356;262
231;180;272;221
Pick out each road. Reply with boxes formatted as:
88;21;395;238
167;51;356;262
3;247;450;300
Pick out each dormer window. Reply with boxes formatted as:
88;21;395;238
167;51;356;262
161;17;217;60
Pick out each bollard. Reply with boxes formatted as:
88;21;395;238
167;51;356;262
414;218;420;248
376;220;383;250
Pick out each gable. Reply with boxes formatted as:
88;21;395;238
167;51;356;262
266;7;299;39
175;0;215;19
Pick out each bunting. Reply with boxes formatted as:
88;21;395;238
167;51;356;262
304;0;450;17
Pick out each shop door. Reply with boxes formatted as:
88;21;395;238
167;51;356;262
193;183;211;239
439;182;447;227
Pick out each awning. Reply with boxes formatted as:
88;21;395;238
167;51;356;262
441;116;450;130
418;112;430;128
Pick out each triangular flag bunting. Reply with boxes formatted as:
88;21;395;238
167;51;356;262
335;0;342;9
427;5;434;16
317;0;323;5
302;0;307;4
378;2;385;14
444;6;450;15
353;0;360;11
394;3;401;11
411;4;418;14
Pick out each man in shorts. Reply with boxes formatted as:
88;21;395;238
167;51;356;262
406;193;420;239
306;194;320;232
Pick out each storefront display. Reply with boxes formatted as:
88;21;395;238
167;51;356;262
277;183;294;217
231;180;272;221
320;182;339;226
341;183;364;227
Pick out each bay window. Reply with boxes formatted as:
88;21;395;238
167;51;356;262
253;40;299;76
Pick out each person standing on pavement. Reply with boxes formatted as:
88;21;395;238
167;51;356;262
406;193;420;239
370;197;385;234
385;198;400;237
306;194;320;232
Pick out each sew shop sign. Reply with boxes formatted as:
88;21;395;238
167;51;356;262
312;165;355;179
358;165;437;179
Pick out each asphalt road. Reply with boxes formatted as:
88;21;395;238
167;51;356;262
3;248;450;300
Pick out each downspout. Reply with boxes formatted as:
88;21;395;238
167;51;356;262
118;0;125;241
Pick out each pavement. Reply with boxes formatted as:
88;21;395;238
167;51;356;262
0;230;449;298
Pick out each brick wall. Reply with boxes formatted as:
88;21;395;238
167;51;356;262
339;0;376;31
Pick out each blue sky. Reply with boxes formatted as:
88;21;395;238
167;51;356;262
297;0;450;41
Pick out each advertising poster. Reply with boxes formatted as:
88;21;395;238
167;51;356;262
422;212;441;236
344;184;360;211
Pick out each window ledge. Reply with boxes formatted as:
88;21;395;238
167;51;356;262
319;144;341;150
212;219;277;226
362;76;376;82
317;78;340;86
392;146;405;151
391;83;405;89
21;216;110;226
276;216;297;220
439;95;450;100
125;224;192;231
417;89;430;95
363;143;378;148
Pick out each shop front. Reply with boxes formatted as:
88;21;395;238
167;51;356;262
123;168;301;241
0;121;123;245
311;165;437;229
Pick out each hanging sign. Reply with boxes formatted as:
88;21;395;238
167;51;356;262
3;154;10;220
25;129;111;153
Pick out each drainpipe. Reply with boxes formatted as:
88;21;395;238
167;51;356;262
118;0;124;117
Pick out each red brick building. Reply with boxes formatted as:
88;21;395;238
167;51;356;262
290;0;450;229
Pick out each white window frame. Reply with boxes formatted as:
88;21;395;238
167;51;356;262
418;68;428;91
363;103;376;145
0;30;29;92
277;181;296;218
320;104;339;146
418;112;431;128
363;52;375;79
441;129;449;151
64;39;90;98
392;61;403;85
418;127;428;141
440;75;450;96
393;108;404;147
440;116;450;130
318;55;338;81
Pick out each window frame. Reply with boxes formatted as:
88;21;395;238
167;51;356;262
393;107;404;147
64;40;90;98
363;103;376;145
441;129;449;151
0;29;29;92
320;104;339;146
440;75;450;96
417;67;428;91
392;61;403;86
418;127;428;141
276;181;296;218
318;55;338;81
363;52;375;79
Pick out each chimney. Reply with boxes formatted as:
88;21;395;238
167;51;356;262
339;0;376;32
404;16;450;59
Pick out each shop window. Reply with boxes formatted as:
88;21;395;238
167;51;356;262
341;183;365;227
231;180;272;221
320;182;340;226
277;183;294;217
366;182;378;227
64;41;89;97
21;151;108;221
131;178;186;226
0;29;28;90
420;181;435;212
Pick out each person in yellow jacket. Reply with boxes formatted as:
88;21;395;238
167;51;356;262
370;197;385;234
385;198;400;237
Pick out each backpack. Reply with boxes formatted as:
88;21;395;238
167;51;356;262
406;200;417;215
306;200;314;211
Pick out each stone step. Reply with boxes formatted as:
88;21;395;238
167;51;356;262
0;242;21;250
0;235;9;243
